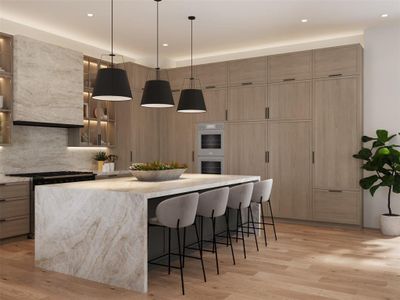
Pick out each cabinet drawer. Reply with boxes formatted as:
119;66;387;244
313;189;361;225
0;198;30;219
228;57;266;86
0;216;30;239
313;44;362;78
0;182;30;199
268;51;312;83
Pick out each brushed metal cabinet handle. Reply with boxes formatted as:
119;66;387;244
283;78;295;82
328;189;343;193
241;82;253;86
205;85;216;89
328;73;343;77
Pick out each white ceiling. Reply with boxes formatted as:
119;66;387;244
1;0;400;66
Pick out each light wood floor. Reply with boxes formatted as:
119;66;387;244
1;223;399;300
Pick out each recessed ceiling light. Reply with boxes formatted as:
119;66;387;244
381;13;389;18
87;13;94;17
301;19;308;23
162;43;168;47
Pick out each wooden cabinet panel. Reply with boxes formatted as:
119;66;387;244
0;216;30;239
314;77;361;190
226;122;266;179
228;57;266;86
131;63;149;93
267;121;312;220
267;51;312;83
0;182;30;199
196;62;227;88
167;67;190;91
115;100;134;169
0;198;29;219
313;44;362;78
313;189;361;225
160;93;194;171
268;81;311;120
228;85;266;121
194;88;227;123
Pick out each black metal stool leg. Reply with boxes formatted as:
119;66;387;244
260;200;268;246
176;226;185;295
236;208;240;242
249;204;259;251
238;204;246;259
194;222;207;282
183;227;186;268
168;228;171;274
268;199;278;240
212;216;219;274
226;209;230;246
225;212;236;265
247;207;250;237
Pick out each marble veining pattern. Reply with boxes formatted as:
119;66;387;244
35;187;148;292
13;35;83;126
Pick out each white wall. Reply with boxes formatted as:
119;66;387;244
363;22;400;228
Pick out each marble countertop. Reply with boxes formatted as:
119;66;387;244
0;174;31;184
36;173;260;198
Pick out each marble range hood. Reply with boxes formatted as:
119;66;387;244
13;35;83;128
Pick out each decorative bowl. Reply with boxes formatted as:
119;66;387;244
130;168;187;182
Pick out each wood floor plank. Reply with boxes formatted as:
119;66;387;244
1;223;399;299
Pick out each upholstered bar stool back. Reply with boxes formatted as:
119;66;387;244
197;187;229;218
227;183;254;210
251;179;273;203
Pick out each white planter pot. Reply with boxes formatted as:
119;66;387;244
380;214;400;236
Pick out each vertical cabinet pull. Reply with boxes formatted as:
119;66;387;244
265;107;270;119
312;151;315;164
225;110;228;121
192;151;195;162
265;151;269;163
130;151;133;162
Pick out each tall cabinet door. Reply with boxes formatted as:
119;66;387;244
194;87;227;123
267;121;312;220
227;84;266;121
159;93;195;172
225;122;266;179
115;100;134;170
313;77;361;190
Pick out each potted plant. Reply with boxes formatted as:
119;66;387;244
353;130;400;236
129;161;187;181
94;151;108;173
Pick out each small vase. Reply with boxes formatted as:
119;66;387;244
97;161;104;173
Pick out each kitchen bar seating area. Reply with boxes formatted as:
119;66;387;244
1;1;400;299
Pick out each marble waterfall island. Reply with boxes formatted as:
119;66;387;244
35;174;260;293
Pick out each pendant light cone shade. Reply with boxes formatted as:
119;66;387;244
92;0;132;101
141;0;173;108
177;89;206;112
178;16;206;113
141;79;174;107
92;68;132;101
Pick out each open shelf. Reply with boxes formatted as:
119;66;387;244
0;32;13;145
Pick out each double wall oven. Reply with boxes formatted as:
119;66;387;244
197;123;224;174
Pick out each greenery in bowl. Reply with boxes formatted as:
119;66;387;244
129;161;188;171
353;129;400;216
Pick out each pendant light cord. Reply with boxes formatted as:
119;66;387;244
191;18;193;80
110;0;114;66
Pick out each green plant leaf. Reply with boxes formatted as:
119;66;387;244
393;175;400;193
373;140;385;147
362;161;379;171
370;183;381;196
360;175;379;189
362;135;375;142
376;129;389;142
378;147;390;156
353;148;372;160
381;175;395;187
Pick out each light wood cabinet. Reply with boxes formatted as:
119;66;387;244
313;189;361;224
267;51;312;83
115;100;134;169
225;122;266;179
228;57;266;86
267;81;311;120
167;67;190;91
194;88;227;123
131;63;148;93
267;121;312;220
313;77;361;190
313;44;362;78
196;62;227;88
227;85;266;121
0;181;30;240
159;93;194;171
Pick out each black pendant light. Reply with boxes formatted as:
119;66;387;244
92;0;132;101
141;0;174;108
177;16;206;113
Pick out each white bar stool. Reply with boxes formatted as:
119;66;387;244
148;192;206;295
226;182;259;258
250;179;277;246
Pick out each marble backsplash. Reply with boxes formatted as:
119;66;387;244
0;126;100;174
